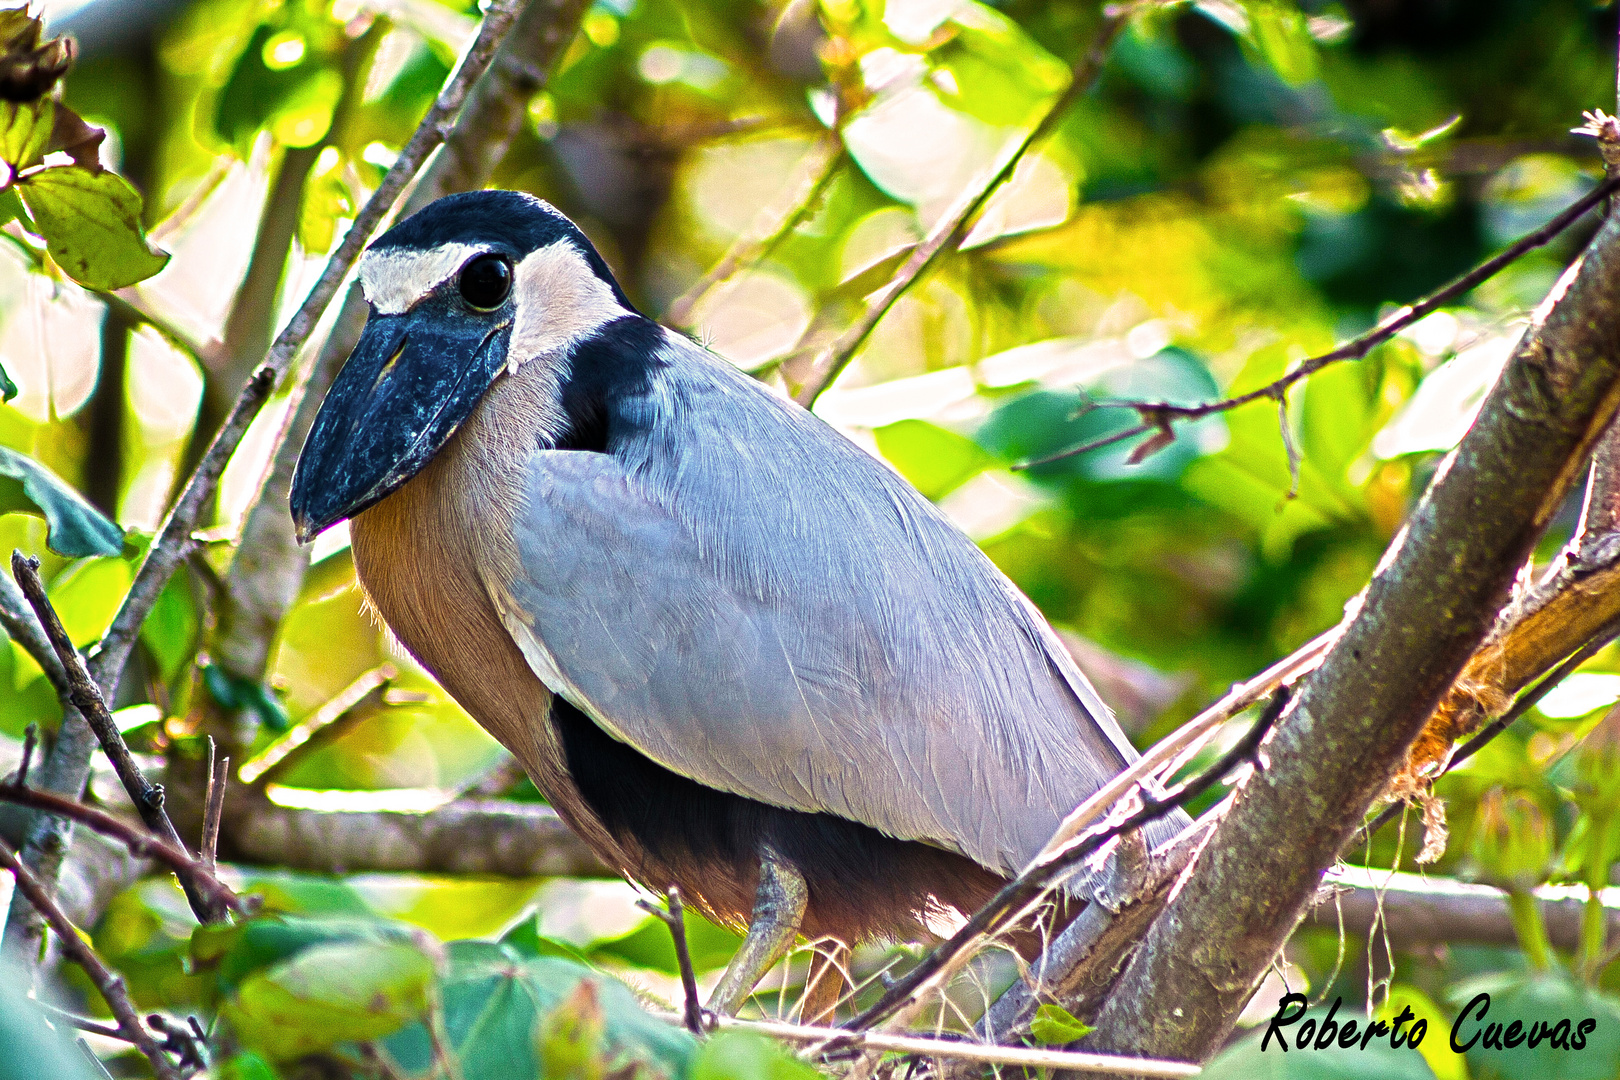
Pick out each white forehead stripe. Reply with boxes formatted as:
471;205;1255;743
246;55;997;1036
358;242;483;314
507;241;632;369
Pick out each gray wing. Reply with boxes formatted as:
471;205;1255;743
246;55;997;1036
489;333;1165;875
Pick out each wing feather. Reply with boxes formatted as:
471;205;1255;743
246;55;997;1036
491;332;1175;874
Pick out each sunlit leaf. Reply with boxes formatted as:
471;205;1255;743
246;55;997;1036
1030;1002;1094;1044
18;165;169;289
0;446;122;556
0;96;52;170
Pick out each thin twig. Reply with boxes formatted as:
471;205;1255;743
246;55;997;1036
840;689;1291;1036
637;887;706;1034
648;1012;1199;1077
1019;172;1620;470
201;737;227;872
36;999;125;1041
0;836;181;1080
76;1037;118;1080
666;137;845;329
0;782;244;916
16;722;36;786
791;4;1139;405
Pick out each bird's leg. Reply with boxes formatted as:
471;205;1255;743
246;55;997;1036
707;847;808;1016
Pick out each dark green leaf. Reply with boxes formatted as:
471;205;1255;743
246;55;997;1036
381;943;695;1080
18;165;168;289
0;445;122;556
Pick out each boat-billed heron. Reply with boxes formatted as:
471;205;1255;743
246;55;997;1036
290;190;1186;1013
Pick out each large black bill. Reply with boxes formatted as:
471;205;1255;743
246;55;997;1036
290;308;510;542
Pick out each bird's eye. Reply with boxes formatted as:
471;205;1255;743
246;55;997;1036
458;254;512;310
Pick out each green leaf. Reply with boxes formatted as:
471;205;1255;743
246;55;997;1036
1448;972;1620;1080
1030;1003;1094;1045
381;944;695;1080
218;1052;281;1080
221;938;441;1061
0;358;14;402
140;571;198;684
1240;2;1318;86
17;165;169;289
0;97;52;170
202;663;291;732
0;446;122;556
690;1032;823;1080
874;419;995;501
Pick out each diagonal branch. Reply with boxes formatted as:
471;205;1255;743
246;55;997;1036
1080;152;1620;1071
10;553;227;924
84;0;525;703
0;836;182;1080
790;4;1141;406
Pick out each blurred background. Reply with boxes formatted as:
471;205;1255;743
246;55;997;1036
2;0;1620;1074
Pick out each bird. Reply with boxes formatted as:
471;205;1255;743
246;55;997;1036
289;190;1187;1013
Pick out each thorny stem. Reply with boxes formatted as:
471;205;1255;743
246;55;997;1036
0;836;182;1080
1020;173;1620;470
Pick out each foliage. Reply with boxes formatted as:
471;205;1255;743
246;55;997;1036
0;0;1619;1077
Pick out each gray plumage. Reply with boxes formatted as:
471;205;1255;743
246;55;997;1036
492;329;1170;878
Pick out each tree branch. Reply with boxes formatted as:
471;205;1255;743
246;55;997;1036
10;553;226;924
665;136;845;330
220;794;609;878
790;4;1139;406
0;836;182;1080
1020;172;1620;470
1081;169;1620;1071
0;782;242;917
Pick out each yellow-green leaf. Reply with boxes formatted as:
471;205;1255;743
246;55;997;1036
221;939;438;1061
0;96;51;170
18;165;168;289
1030;1002;1094;1045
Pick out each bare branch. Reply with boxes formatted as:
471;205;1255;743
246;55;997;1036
9;552;230;924
1020;173;1620;470
221;794;609;878
1085;165;1620;1068
408;0;593;210
652;1012;1199;1078
842;691;1289;1036
637;886;705;1034
201;739;227;872
791;5;1138;406
0;836;182;1080
0;783;244;917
